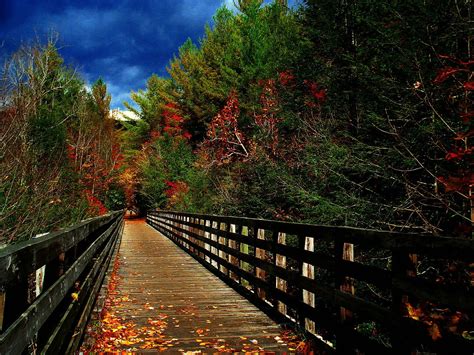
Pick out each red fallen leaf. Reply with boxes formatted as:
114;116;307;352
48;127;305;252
427;322;442;341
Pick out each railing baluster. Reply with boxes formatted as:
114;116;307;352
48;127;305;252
1;278;29;331
391;249;417;354
303;236;315;333
255;227;266;300
240;225;250;288
211;220;218;269
219;222;228;275
228;224;239;282
147;210;474;354
335;236;355;354
275;231;287;316
204;220;211;264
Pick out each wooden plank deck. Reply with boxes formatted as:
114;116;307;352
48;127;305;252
84;219;293;352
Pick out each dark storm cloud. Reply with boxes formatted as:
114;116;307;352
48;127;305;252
0;0;224;108
0;0;299;109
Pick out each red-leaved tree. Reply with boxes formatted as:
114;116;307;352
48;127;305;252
434;55;473;233
202;90;250;165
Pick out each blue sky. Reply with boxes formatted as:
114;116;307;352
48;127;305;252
0;0;299;109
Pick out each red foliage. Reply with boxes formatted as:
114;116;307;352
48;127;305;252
66;139;123;215
460;111;474;123
437;54;474;68
278;70;295;86
164;180;189;207
432;67;465;84
463;81;474;91
203;90;249;164
438;174;474;192
255;79;281;153
446;146;473;160
85;189;108;215
150;130;161;140
162;103;190;140
164;180;179;198
434;56;473;219
66;144;76;161
304;80;326;106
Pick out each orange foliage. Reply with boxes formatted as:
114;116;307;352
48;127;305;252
404;301;468;341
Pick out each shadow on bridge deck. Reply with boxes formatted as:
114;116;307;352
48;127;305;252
83;219;294;352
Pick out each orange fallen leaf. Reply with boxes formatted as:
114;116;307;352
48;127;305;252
428;323;442;341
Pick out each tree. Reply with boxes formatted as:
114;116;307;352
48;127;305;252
1;39;89;242
1;38;125;243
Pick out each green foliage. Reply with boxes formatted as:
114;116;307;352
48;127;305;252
139;155;168;209
118;0;473;236
105;185;126;210
1;39;123;243
28;108;67;156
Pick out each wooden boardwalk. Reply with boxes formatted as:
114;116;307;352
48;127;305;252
84;219;292;352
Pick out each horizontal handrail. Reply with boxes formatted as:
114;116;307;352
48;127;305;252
0;210;124;354
147;210;474;354
0;211;122;285
151;210;474;259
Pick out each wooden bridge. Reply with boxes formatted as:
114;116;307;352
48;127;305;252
0;210;473;353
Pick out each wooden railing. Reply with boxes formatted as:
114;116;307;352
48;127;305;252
0;210;123;354
147;210;474;354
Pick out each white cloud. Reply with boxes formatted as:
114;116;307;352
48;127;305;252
222;0;238;11
121;66;143;81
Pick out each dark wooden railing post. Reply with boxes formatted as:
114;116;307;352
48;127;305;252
275;231;287;316
255;227;266;299
335;236;355;354
228;224;239;282
391;249;417;354
2;278;29;331
240;225;250;287
211;220;218;269
0;289;5;331
235;224;243;285
204;219;211;264
302;236;316;333
43;251;66;290
219;222;228;275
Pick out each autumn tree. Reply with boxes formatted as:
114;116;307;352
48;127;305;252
1;39;89;242
0;38;124;243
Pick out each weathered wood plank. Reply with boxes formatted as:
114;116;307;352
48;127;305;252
83;220;295;353
0;216;121;354
0;211;121;285
43;219;122;354
150;218;336;329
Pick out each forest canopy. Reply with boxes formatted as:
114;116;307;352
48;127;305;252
1;0;472;244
